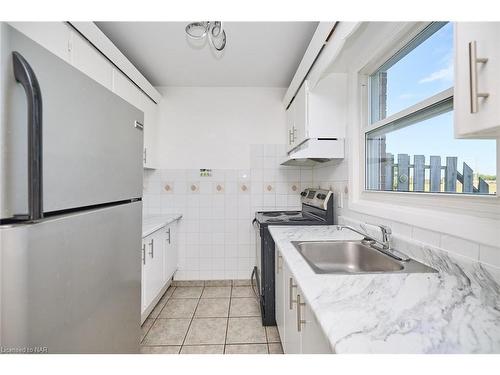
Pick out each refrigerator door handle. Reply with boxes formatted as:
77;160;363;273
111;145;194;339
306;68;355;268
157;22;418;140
12;51;43;221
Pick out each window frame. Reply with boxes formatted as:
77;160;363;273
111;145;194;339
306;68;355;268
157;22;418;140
362;22;497;199
368;22;449;124
348;22;499;230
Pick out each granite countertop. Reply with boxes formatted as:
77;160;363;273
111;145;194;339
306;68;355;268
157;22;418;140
269;225;500;354
142;214;183;237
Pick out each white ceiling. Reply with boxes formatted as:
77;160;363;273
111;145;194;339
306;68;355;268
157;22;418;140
95;22;318;87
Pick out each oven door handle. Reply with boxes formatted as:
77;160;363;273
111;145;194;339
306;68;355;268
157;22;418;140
251;266;260;298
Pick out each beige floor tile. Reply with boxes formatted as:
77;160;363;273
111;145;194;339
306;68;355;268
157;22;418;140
171;286;203;299
180;345;224;354
195;298;230;318
163;285;176;299
265;326;281;343
204;280;232;287
140;345;181;354
159;298;198;319
184;318;228;345
225;344;268;354
231;286;255;298
172;280;205;287
233;279;251;286
141;318;154;342
142;319;191;346
226;317;267;344
268;343;284;354
147;298;168;319
201;286;231;298
229;298;260;317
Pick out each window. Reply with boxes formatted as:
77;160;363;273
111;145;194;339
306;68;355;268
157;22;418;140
366;22;496;195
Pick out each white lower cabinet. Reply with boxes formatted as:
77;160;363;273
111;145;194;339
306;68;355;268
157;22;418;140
163;221;178;281
141;230;164;314
300;295;332;354
141;221;179;322
283;261;301;353
277;248;332;354
275;249;285;346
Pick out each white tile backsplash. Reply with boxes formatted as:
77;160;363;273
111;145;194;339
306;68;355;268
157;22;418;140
440;235;480;260
412;227;441;248
479;244;500;268
143;144;313;280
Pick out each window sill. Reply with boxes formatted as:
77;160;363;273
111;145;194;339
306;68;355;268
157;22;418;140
349;191;499;247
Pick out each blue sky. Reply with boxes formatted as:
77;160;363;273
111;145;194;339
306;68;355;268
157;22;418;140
379;22;496;176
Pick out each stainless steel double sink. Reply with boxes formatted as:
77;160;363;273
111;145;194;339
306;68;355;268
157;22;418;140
291;240;437;275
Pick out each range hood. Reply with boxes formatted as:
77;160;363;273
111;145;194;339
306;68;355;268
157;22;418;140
280;138;344;166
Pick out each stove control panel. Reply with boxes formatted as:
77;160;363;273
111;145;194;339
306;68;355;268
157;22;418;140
300;188;333;210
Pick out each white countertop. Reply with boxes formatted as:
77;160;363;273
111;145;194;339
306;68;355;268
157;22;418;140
269;225;500;353
142;214;182;237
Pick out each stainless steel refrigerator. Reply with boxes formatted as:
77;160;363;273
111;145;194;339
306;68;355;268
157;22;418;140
0;24;143;353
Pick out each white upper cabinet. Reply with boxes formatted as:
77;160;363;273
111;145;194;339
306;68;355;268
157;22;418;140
113;70;159;169
70;31;113;91
285;73;347;152
454;22;500;138
7;21;161;169
285;99;295;151
293;82;308;145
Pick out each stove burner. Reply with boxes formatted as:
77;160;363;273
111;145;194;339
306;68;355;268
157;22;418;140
263;212;282;217
267;218;284;223
289;217;312;221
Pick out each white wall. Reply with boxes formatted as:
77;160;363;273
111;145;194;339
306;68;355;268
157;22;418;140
156;87;286;169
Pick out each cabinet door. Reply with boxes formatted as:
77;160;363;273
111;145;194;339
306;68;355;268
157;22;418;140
293;82;308;146
282;261;301;354
275;248;285;345
454;22;500;138
300;296;332;354
286;101;296;152
164;222;178;281
144;231;164;307
113;69;159;168
141;236;151;312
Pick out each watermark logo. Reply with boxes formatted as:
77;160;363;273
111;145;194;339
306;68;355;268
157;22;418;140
0;346;48;354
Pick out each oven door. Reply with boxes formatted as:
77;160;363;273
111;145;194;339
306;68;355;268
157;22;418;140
251;219;261;299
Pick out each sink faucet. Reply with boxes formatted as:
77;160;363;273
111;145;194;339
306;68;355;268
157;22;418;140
337;224;410;262
360;223;391;250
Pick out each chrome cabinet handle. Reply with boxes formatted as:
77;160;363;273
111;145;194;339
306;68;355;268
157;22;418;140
166;228;171;244
148;239;154;258
296;294;306;332
12;51;43;221
134;121;144;130
142;244;146;265
289;277;297;310
469;41;489;114
277;253;283;274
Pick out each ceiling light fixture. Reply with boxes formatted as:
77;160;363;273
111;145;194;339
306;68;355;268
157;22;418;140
185;21;227;51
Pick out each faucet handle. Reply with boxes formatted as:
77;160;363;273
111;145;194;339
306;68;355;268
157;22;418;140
364;223;391;235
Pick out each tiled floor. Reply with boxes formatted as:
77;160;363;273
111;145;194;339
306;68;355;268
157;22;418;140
141;280;284;354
